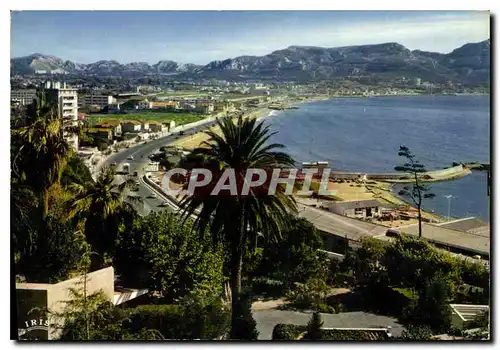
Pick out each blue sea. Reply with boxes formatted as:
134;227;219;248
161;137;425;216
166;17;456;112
265;95;490;222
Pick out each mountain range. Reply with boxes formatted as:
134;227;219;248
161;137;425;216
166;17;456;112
11;40;490;84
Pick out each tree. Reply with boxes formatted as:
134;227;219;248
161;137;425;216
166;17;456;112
304;312;323;340
11;91;73;218
178;116;297;338
402;274;453;334
258;216;326;289
65;167;141;262
114;211;226;301
394;145;435;238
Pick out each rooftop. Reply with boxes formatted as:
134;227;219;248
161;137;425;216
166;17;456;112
331;199;389;210
96;119;121;126
88;128;112;133
397;222;490;256
297;203;388;241
437;217;490;237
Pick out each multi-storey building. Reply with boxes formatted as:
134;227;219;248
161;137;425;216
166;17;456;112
11;89;37;105
78;93;116;108
43;81;79;151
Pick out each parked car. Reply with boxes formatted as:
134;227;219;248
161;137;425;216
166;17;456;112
127;156;134;160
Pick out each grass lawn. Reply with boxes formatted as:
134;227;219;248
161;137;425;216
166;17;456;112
86;112;206;126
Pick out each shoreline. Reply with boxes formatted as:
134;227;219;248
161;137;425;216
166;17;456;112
169;94;483;223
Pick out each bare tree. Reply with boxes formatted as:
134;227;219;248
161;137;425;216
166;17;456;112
395;145;435;238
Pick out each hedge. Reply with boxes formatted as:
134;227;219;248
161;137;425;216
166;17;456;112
272;324;306;340
121;299;230;340
272;324;391;340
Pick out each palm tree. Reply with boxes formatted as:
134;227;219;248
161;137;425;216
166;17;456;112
178;116;297;338
66;167;142;261
12;90;72;218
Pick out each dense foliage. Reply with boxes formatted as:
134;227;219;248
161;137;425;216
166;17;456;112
272;324;305;340
326;235;489;334
256;216;327;288
122;296;231;340
115;211;226;302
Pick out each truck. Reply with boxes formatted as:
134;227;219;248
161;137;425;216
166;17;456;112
123;163;130;174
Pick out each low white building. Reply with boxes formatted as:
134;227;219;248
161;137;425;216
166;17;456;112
450;304;489;330
328;199;385;218
121;120;142;133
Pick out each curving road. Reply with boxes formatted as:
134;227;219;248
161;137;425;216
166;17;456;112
100;119;219;216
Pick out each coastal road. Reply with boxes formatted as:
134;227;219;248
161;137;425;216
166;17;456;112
101;119;219;215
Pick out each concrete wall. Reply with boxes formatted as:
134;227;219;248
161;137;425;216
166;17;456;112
16;267;115;340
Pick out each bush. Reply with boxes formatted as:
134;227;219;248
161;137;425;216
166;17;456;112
272;324;305;340
124;296;230;339
286;277;330;311
399;325;433;340
230;293;259;340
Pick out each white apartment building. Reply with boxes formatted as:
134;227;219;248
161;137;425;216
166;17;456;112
43;81;79;151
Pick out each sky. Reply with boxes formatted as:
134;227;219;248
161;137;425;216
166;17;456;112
10;11;490;65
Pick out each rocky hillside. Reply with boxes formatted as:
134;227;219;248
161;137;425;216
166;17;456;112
11;40;490;84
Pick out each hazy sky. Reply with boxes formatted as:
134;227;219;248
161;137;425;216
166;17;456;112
11;11;490;64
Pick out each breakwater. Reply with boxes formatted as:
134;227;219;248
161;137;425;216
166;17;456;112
324;164;470;183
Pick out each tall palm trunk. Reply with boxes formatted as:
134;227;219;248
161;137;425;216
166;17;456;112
229;222;245;339
229;246;243;337
42;189;50;219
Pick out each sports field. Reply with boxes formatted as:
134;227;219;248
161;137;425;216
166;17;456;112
86;112;205;126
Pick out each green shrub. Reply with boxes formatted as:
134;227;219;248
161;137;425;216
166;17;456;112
272;324;305;340
286;277;329;311
230;294;259;340
124;296;230;339
399;325;433;340
322;329;390;340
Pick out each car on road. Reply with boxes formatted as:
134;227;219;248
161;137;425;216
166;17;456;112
148;193;157;199
127;156;134;160
110;162;117;167
179;131;185;136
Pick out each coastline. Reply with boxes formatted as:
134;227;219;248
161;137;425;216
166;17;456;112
170;94;482;223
